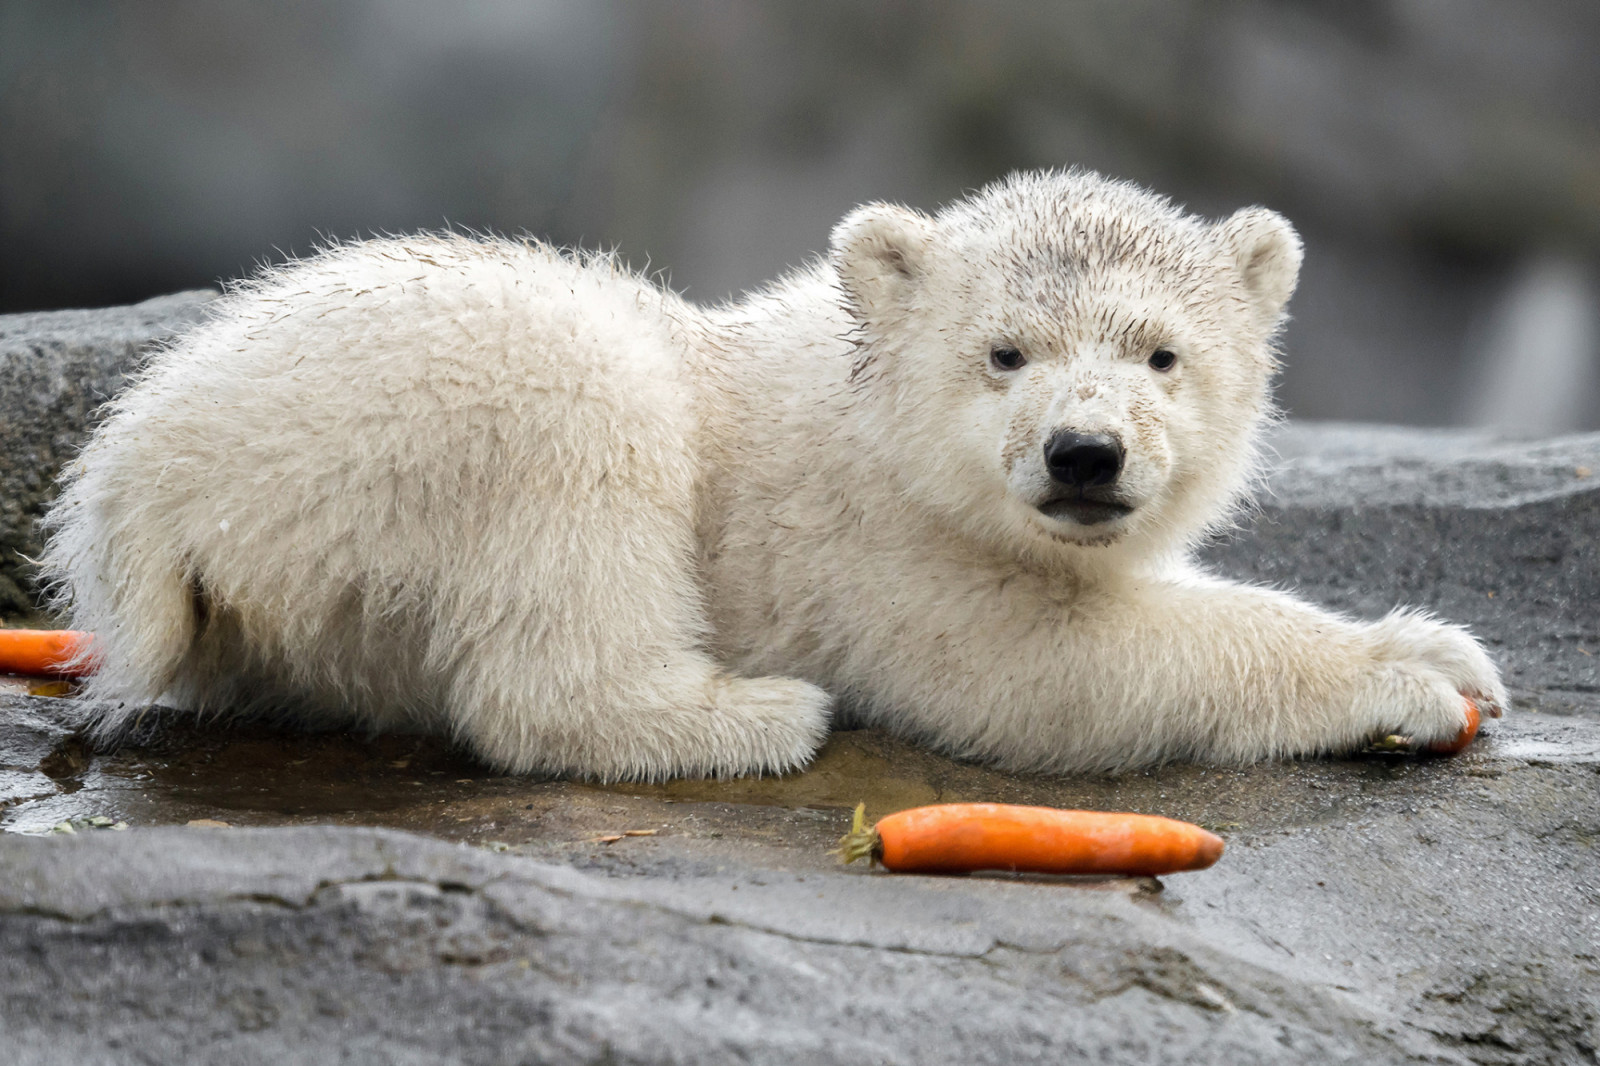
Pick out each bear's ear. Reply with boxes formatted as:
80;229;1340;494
1216;207;1303;322
829;202;935;319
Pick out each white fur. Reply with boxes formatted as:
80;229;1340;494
41;170;1506;780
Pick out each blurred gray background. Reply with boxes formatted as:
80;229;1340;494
3;0;1598;429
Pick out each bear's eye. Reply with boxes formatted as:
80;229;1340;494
990;345;1027;371
1148;349;1177;371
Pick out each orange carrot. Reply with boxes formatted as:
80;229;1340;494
0;629;96;679
834;802;1225;876
1426;697;1481;756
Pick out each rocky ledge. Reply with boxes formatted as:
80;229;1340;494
0;291;215;619
1;296;1598;1065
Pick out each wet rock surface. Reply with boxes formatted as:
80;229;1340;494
1;700;1597;1065
2;296;1599;1064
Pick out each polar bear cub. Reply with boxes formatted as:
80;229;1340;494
42;169;1506;780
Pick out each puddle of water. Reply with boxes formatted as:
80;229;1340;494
1;768;58;807
593;731;942;813
0;674;75;698
1493;737;1600;763
8;699;1595;856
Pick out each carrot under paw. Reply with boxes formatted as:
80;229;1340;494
834;801;1225;876
1425;697;1482;756
0;630;97;679
1365;696;1482;756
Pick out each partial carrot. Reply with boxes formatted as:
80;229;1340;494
834;802;1225;876
1370;696;1485;755
1426;697;1482;756
0;629;96;678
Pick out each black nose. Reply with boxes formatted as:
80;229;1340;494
1044;431;1124;488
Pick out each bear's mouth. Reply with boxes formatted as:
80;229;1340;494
1036;492;1134;526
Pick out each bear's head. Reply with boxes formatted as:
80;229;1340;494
830;169;1301;563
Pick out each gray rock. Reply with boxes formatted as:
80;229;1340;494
0;707;1596;1066
1;296;1599;1064
0;825;1502;1065
0;290;216;619
1202;422;1600;716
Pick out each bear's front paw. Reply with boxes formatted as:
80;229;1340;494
1366;609;1508;717
1352;610;1507;751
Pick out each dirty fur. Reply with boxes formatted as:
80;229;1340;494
40;169;1507;780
